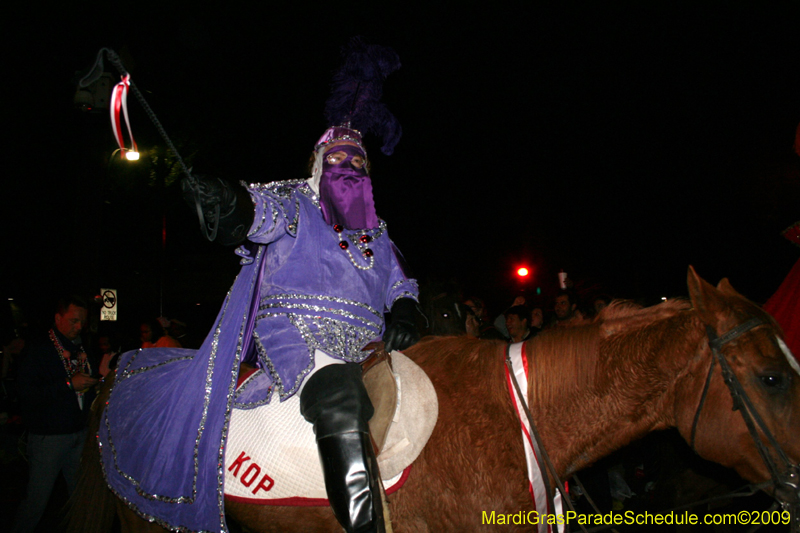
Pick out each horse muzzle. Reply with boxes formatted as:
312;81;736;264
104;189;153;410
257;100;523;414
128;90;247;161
775;464;799;501
772;465;800;532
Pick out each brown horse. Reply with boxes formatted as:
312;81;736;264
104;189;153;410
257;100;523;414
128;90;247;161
67;267;800;532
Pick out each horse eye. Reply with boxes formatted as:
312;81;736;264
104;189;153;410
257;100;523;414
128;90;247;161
759;373;785;390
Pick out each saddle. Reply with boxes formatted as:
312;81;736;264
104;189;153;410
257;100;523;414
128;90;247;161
223;348;438;504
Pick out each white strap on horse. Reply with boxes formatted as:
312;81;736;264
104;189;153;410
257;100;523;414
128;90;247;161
505;341;564;533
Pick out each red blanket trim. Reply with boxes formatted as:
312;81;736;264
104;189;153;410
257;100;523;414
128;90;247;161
224;465;412;507
236;366;259;389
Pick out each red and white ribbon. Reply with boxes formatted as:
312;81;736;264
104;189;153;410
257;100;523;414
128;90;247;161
109;74;137;158
505;341;564;533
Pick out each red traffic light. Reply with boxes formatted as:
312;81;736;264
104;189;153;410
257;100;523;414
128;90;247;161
517;267;529;277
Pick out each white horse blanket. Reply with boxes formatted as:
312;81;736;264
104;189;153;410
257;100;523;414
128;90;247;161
223;350;437;505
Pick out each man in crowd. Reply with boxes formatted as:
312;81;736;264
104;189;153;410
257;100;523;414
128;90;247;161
464;297;503;339
504;305;536;343
12;295;98;533
551;290;584;327
530;306;545;335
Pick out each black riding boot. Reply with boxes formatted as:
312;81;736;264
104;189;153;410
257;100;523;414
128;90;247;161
300;363;385;533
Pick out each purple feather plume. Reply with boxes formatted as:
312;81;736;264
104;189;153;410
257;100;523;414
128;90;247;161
324;37;402;155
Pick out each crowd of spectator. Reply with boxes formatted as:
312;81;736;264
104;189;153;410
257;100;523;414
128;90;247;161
0;293;201;532
460;285;618;344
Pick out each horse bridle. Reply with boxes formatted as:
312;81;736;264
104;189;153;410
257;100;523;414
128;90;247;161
690;317;800;530
509;317;799;533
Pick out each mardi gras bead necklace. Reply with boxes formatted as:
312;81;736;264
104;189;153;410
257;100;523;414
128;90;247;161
49;329;91;396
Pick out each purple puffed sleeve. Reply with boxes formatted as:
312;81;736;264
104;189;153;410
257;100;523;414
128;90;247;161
244;181;297;244
385;239;419;309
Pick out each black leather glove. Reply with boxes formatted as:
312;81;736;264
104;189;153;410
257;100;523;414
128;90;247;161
181;175;254;245
383;298;421;352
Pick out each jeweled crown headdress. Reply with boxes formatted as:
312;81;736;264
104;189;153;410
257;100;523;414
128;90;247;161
316;125;365;152
314;37;402;156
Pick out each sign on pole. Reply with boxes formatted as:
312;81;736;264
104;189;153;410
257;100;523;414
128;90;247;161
100;288;118;321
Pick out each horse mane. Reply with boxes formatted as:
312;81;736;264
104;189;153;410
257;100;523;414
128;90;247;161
526;299;692;407
409;335;511;407
596;298;692;336
410;299;697;413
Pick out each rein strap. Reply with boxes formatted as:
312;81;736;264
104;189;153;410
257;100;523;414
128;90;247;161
505;343;584;533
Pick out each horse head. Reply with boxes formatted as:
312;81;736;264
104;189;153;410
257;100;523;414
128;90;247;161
677;266;800;512
420;291;467;336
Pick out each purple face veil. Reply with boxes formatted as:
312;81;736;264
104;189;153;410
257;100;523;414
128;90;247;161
319;144;379;230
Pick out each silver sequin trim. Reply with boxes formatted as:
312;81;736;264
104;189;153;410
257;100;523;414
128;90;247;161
289;314;378;363
104;332;221;504
118;354;195;380
246;179;307;237
214;246;265;532
100;246;265;533
260;293;382;321
246;178;307;196
259;312;378;361
286;195;300;236
391;278;418;292
244;184;265;237
344;220;386;244
253;310;380;401
392;291;419;306
232;368;273;409
95;444;218;533
297;181;320;207
252;329;315;401
258;301;381;331
235;245;255;265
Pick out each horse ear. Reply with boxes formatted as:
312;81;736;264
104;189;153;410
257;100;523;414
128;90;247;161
716;277;741;298
687;265;725;327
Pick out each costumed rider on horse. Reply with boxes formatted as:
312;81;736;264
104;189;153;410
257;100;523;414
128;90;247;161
183;39;419;533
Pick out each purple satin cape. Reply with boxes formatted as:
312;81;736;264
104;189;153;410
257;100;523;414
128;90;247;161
99;245;266;533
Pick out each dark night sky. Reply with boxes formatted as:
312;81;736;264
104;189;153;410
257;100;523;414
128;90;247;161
4;2;800;331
